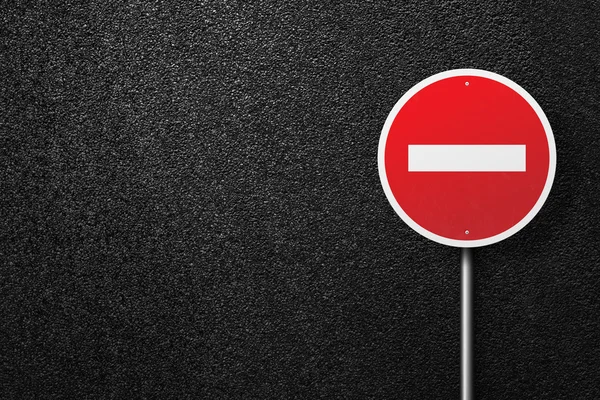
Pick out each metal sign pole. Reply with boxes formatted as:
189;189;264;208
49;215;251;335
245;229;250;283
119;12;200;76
461;248;473;400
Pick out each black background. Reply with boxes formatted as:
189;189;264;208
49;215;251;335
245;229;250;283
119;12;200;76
2;1;600;399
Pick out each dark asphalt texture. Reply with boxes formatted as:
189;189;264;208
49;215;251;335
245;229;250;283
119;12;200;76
2;1;600;399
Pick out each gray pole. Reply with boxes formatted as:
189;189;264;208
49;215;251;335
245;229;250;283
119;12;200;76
461;247;473;400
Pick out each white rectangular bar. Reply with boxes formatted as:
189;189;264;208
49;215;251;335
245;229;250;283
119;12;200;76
408;145;526;172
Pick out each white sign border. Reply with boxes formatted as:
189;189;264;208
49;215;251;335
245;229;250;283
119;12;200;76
378;69;557;248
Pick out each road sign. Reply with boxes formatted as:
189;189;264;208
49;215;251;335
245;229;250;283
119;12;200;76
378;69;556;247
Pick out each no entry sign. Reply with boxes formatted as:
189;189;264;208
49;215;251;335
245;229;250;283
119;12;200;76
379;69;556;247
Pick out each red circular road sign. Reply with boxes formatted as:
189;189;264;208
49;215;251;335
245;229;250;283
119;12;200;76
378;69;556;247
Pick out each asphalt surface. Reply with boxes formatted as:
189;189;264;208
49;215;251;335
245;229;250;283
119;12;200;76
2;1;600;398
